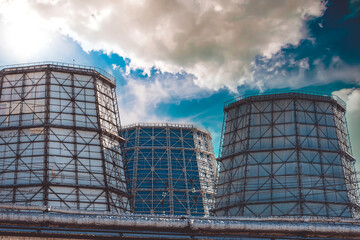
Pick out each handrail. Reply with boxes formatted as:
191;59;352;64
0;203;360;223
225;90;347;109
0;61;116;83
1;208;360;239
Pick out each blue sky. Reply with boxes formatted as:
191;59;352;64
0;0;359;167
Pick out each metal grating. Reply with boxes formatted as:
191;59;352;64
214;92;360;218
0;63;130;213
122;123;217;216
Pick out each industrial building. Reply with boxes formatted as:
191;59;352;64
0;62;360;239
214;92;360;218
0;62;130;213
122;123;217;216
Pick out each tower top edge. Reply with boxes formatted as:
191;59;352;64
225;91;346;111
122;122;211;135
0;61;116;84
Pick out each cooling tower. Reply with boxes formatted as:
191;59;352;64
214;92;359;218
122;123;217;216
0;62;130;213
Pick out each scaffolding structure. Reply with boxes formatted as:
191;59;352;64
122;123;217;216
0;62;130;213
214;92;359;218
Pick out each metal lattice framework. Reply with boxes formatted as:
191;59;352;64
0;63;130;213
122;123;217;216
214;92;360;218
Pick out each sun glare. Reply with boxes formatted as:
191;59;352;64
0;0;51;61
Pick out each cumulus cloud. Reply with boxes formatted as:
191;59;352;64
254;52;360;89
0;0;326;90
116;68;211;125
332;88;360;171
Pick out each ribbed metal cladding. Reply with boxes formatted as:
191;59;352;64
0;63;130;213
122;123;217;216
214;92;359;218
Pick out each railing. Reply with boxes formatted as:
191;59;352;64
123;122;210;134
225;90;347;109
333;95;347;109
1;207;360;239
0;61;116;83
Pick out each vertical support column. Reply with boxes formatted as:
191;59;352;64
93;75;111;212
217;109;227;209
166;125;174;215
43;67;51;208
199;132;205;215
71;73;80;209
343;113;353;155
209;133;217;213
195;130;202;215
293;97;303;216
151;127;154;214
241;100;252;216
113;88;122;135
313;100;329;216
0;73;3;103
270;99;274;216
181;128;190;215
13;73;26;204
224;106;235;214
225;106;237;213
0;73;3;127
122;130;130;212
219;110;227;158
132;126;140;213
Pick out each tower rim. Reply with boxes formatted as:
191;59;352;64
0;61;115;86
225;91;347;112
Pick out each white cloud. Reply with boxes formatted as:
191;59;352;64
254;55;360;90
332;88;360;172
0;0;326;90
117;70;212;125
